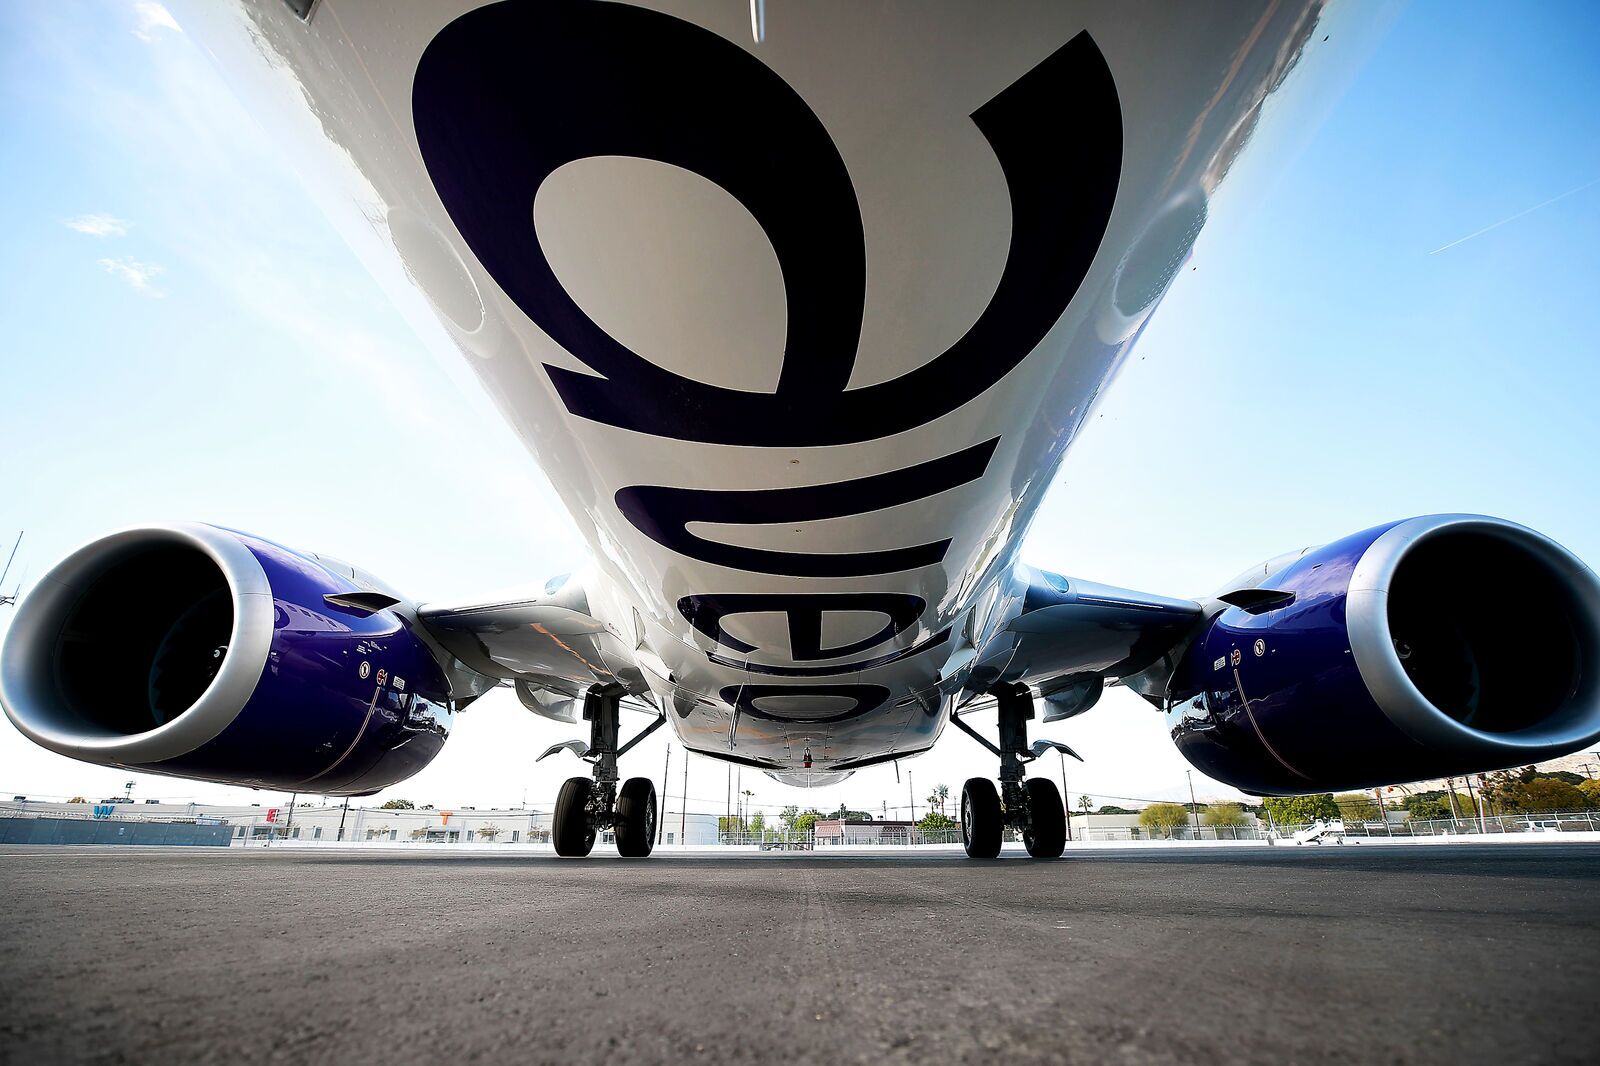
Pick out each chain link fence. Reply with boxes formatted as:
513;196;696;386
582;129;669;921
1084;810;1600;842
7;800;1599;848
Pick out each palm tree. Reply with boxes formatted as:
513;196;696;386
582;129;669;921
933;783;950;816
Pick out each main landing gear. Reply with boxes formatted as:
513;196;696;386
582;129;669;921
542;684;665;858
951;683;1078;860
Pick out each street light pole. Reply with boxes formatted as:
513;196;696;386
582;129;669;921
1186;770;1200;838
1058;749;1072;842
659;744;671;846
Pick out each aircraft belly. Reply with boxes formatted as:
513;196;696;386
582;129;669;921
174;0;1337;771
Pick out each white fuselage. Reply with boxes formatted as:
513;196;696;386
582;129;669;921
179;0;1334;775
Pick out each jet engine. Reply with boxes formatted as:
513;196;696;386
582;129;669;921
1168;514;1600;794
0;523;455;794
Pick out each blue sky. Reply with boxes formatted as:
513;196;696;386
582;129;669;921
2;1;1598;817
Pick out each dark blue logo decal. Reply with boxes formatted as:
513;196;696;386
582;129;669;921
413;2;1121;447
678;592;952;677
615;438;997;577
680;593;926;659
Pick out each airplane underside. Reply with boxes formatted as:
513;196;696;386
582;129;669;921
5;1;1600;858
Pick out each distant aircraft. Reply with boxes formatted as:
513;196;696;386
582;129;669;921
5;1;1598;859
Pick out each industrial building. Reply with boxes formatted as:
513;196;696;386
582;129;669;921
0;799;723;846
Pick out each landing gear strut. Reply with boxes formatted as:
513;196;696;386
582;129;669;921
547;684;664;858
952;683;1076;860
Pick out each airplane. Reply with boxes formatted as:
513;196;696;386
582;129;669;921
4;0;1599;861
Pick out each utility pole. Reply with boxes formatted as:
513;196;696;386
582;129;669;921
908;769;915;822
1465;774;1488;833
1059;749;1072;842
337;796;350;841
659;744;671;845
285;792;298;839
1186;770;1200;838
1444;777;1463;822
680;750;688;843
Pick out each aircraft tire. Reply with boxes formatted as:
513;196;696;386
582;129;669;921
961;777;1002;859
615;777;658;857
1022;778;1066;859
553;776;597;857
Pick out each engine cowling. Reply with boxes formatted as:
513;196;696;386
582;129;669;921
1168;514;1600;794
0;524;453;794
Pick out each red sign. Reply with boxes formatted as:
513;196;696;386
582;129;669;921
265;807;280;823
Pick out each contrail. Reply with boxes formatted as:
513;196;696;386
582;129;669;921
1429;176;1600;255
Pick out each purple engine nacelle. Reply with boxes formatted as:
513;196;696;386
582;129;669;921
0;524;453;794
1168;515;1600;795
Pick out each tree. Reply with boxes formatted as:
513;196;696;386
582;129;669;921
67;796;87;804
931;784;950;817
1404;791;1472;821
749;812;766;836
380;799;415;810
792;809;824;836
1503;778;1590;813
1096;805;1134;815
1202;802;1247;827
476;825;500;840
779;805;800;830
831;804;871;821
1262;794;1340;825
1333;793;1380;821
1580;779;1600;807
1139;803;1190;838
1483;767;1598;813
918;811;957;831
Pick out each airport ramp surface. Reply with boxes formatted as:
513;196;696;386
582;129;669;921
0;845;1594;1065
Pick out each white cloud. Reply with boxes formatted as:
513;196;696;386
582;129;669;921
63;213;129;238
98;256;165;296
131;2;180;42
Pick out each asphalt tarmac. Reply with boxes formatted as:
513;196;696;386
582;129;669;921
0;843;1595;1065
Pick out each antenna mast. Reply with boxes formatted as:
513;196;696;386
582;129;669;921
0;531;23;607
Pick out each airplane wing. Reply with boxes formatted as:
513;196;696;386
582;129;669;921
960;566;1206;720
418;573;658;724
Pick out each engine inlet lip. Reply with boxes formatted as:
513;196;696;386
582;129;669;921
1347;513;1600;757
0;523;276;764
